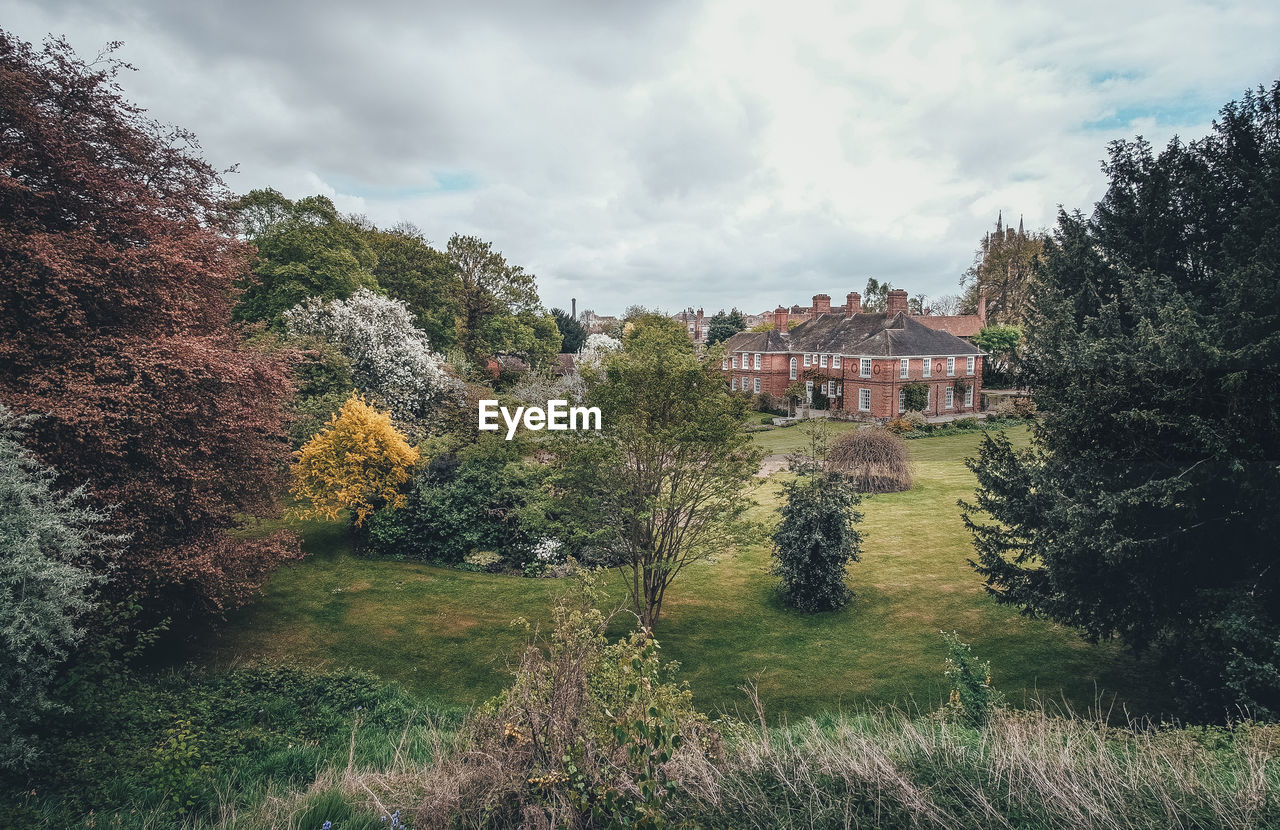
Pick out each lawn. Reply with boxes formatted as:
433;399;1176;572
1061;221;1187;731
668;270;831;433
205;424;1169;720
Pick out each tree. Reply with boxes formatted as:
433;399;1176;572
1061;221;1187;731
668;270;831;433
229;190;380;325
447;234;542;359
0;406;121;769
283;288;462;425
291;394;420;526
827;428;913;493
0;33;301;621
960;213;1045;324
961;82;1280;717
862;278;893;313
551;307;588;353
552;319;761;630
364;223;461;351
706;308;747;344
901;382;929;412
972;325;1023;387
771;471;864;612
928;294;963;316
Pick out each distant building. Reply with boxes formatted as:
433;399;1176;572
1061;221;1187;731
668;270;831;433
759;290;986;343
675;308;709;342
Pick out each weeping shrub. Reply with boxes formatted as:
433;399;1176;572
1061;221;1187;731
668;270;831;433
827;427;914;493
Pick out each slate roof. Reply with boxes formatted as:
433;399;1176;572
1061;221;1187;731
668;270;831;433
724;312;983;357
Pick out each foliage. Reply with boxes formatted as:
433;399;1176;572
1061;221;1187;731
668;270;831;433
574;332;622;380
961;83;1280;718
748;320;776;332
901;381;930;412
291;395;419;526
365;436;547;566
972;324;1023;385
862;277;894;312
942;632;1003;727
827;428;914;493
706;308;747;344
960;213;1046;325
447;234;545;360
364;222;462;351
551;307;588;353
550;321;762;630
228;189;380;326
508;367;587;407
0;32;301;621
0;406;121;769
771;472;864;612
283;288;462;425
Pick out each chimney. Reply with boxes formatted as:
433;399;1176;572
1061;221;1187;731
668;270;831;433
846;291;861;316
977;292;987;326
886;289;909;316
696;308;704;341
812;293;831;314
571;297;577;319
775;305;789;333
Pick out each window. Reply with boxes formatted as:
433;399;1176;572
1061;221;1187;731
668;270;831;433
832;355;841;369
732;354;738;369
754;377;761;393
923;358;931;378
859;388;871;411
754;353;761;370
836;384;842;397
742;376;748;390
967;356;975;375
731;377;737;390
722;357;728;370
900;358;909;378
964;386;973;407
805;380;813;402
945;387;954;409
860;358;872;378
803;353;811;367
898;387;905;412
947;357;955;376
789;358;797;380
820;354;828;368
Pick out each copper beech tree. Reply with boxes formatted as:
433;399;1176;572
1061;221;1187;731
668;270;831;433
0;33;300;620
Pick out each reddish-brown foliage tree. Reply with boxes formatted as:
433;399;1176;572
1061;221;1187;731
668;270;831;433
0;32;301;620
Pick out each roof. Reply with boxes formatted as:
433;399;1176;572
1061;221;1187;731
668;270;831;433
915;314;983;338
553;353;577;376
724;311;983;357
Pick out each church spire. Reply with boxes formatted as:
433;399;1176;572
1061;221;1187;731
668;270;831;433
1018;214;1024;236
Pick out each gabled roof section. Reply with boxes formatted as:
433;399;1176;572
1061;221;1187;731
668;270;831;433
723;312;983;357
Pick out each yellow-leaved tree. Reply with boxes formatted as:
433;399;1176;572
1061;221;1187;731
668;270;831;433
291;394;419;525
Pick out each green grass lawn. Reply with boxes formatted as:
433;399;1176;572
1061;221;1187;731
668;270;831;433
205;425;1169;720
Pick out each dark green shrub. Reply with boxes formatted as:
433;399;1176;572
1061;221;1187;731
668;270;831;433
771;472;865;611
901;382;929;411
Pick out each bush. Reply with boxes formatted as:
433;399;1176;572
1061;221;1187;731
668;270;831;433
1011;396;1037;418
901;382;929;412
771;472;865;612
827;428;914;493
942;632;1003;728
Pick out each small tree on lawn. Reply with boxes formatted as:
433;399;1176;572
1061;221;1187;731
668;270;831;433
771;471;864;612
291;394;419;526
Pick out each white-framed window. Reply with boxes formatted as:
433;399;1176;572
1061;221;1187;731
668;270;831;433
860;358;872;378
754;353;761;370
859;388;871;411
789;358;797;380
805;380;813;402
964;386;973;407
754;377;761;394
731;377;737;390
832;355;841;369
820;354;828;368
900;358;909;378
923;358;932;378
741;376;748;390
926;386;931;406
947;357;955;376
803;353;811;367
722;357;728;370
835;384;842;397
945;387;954;409
966;356;975;375
898;387;905;412
732;354;738;369
811;354;818;365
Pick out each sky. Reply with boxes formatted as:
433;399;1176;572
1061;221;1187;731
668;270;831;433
4;1;1279;317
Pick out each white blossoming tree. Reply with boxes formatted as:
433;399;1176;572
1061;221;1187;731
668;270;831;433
575;333;622;378
284;288;463;423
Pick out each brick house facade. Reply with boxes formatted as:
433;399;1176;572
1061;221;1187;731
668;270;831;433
721;290;984;420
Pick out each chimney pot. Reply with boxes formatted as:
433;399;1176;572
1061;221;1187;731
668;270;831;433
775;305;789;333
846;291;862;316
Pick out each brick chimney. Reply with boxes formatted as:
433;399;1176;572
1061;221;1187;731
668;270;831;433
571;297;576;319
886;289;909;316
977;292;987;326
695;308;704;341
846;291;861;315
812;293;831;314
774;305;789;332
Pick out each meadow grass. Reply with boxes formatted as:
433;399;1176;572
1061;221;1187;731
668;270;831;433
206;425;1169;720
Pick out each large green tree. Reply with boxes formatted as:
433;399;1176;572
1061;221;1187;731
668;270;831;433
551;317;761;630
706;308;746;344
364;223;461;350
771;470;864;612
961;82;1280;717
551;307;587;353
447;234;543;359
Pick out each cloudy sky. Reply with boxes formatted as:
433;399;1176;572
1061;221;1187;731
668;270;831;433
4;1;1279;316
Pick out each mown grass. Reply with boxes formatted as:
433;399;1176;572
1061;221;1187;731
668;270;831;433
206;425;1169;720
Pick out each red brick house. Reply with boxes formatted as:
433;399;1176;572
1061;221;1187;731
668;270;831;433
721;289;984;420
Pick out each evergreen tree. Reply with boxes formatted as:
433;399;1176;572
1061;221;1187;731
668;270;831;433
706;308;746;344
961;82;1280;717
771;471;864;612
551;307;588;353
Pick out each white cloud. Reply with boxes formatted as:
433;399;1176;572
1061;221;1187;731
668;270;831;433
3;0;1277;314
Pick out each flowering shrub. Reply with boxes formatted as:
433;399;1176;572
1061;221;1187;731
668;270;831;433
574;333;622;377
284;288;463;423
